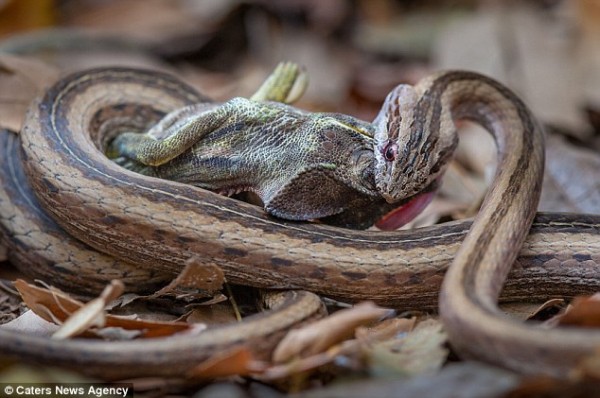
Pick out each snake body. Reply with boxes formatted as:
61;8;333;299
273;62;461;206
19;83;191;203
1;68;600;377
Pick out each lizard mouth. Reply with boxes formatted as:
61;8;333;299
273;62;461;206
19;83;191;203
375;179;440;231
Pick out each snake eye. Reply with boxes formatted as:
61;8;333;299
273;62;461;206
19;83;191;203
383;141;398;162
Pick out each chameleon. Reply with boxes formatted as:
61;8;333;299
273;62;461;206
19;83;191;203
108;62;451;229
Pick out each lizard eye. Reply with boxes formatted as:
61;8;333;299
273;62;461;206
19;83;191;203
382;141;398;162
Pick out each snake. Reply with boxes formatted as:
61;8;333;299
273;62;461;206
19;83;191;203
0;67;599;378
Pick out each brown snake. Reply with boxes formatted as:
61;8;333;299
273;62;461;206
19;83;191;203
0;68;599;378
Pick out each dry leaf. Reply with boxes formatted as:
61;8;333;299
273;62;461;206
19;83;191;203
52;280;124;339
0;310;59;336
367;319;448;377
14;279;194;338
435;5;590;136
0;54;59;131
14;279;84;321
557;293;600;328
273;301;393;363
151;257;225;301
105;292;142;309
540;133;600;214
501;299;565;321
180;302;237;325
0;0;55;37
261;348;344;381
186;346;266;379
262;317;414;380
355;317;417;341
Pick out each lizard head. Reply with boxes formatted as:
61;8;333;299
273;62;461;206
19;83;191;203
373;82;457;204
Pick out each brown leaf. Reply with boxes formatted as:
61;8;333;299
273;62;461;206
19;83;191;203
186;346;266;379
557;293;600;328
151;257;225;301
272;301;393;363
14;279;194;338
0;54;59;131
179;301;237;325
261;317;414;381
52;280;124;339
501;299;565;321
14;279;84;321
0;0;55;37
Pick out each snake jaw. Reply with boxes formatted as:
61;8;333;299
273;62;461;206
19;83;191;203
375;178;440;230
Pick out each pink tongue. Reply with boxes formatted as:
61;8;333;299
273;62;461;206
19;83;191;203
375;189;436;231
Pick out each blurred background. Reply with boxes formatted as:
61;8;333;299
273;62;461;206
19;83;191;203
0;0;596;122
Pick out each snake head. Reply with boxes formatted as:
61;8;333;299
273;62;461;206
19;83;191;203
373;82;458;204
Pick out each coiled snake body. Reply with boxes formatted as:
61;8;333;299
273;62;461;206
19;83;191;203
0;67;599;378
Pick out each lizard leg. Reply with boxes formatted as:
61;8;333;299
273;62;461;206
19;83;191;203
107;63;306;165
250;61;308;104
107;104;232;167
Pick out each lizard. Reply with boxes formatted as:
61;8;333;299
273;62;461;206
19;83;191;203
107;62;444;230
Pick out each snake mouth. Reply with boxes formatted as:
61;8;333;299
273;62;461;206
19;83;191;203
375;179;440;231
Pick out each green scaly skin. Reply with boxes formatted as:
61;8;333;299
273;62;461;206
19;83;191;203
108;62;398;229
